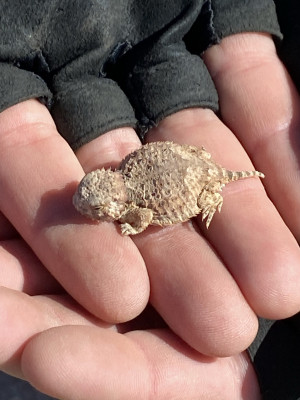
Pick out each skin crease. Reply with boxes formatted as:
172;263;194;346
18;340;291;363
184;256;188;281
0;32;299;398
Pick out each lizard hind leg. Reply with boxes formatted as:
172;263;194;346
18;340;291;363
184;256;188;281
119;207;153;235
197;190;223;228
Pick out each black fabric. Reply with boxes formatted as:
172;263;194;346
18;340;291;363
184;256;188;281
274;0;300;91
249;316;300;400
184;0;281;53
0;63;52;110
210;0;281;41
0;0;281;149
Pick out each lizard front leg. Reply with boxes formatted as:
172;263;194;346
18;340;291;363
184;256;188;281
119;206;153;235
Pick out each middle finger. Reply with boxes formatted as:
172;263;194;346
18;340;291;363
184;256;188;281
77;126;258;357
0;100;149;323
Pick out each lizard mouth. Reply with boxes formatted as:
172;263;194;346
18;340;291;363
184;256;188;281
90;202;123;221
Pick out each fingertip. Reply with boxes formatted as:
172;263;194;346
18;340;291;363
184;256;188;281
202;314;258;358
245;244;300;320
181;298;259;358
92;249;150;324
50;223;150;323
75;127;141;172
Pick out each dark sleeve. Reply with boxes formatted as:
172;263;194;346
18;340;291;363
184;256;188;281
248;315;300;400
273;0;300;91
0;0;281;150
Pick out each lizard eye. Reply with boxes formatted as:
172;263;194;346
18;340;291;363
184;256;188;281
92;204;103;210
92;204;108;217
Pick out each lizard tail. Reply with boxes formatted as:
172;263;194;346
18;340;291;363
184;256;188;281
222;169;265;183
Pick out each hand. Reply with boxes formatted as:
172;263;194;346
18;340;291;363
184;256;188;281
0;31;300;399
0;287;260;399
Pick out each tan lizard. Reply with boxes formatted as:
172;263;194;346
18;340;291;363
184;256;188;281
73;141;264;235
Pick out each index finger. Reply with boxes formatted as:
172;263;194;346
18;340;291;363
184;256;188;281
0;99;149;323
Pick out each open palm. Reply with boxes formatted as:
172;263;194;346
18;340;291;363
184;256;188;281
0;33;300;399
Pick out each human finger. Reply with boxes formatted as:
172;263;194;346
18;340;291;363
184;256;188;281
203;32;300;240
148;108;300;320
133;222;258;356
0;286;260;399
0;99;149;323
0;198;59;294
21;326;260;400
76;128;258;357
0;286;112;378
0;239;61;294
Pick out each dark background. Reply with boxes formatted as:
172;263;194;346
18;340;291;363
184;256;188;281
0;372;57;400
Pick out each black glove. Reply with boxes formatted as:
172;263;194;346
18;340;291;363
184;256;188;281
0;0;280;149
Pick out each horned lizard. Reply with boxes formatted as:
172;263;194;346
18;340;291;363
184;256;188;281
73;141;264;235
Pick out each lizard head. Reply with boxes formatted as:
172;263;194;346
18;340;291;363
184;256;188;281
73;168;128;221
